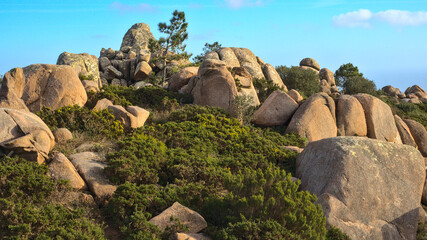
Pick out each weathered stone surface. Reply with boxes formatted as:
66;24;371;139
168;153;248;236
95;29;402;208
287;89;303;103
336;95;367;136
133;81;152;89
126;106;150;128
297;137;425;240
69;152;116;201
262;64;287;90
231;48;264;79
354;94;400;143
168;67;199;91
120;23;155;53
404;119;427;157
405;85;427;99
237;84;260;106
286;93;337;142
382;85;401;97
203;51;219;61
394;115;417;148
0;108;55;164
57;52;100;84
256;56;266;67
282;145;304;153
300;58;320;71
115;51;124;60
179;76;197;95
0;65;87;112
300;65;319;74
319;68;335;86
82;80;100;93
149;202;207;233
106;65;123;79
133;61;152;81
192;59;238;113
175;233;212;240
117;59;132;80
53;128;73;143
49;152;86;190
93;98;113;111
218;47;240;68
252;90;298;126
0;68;29;111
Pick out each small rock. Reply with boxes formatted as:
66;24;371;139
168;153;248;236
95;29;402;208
106;66;123;78
93;98;113;111
53;128;73;143
287;89;303;103
49;152;86;190
299;58;320;71
175;233;212;240
82;80;100;93
134;81;153;89
282;145;304;153
133;61;152;81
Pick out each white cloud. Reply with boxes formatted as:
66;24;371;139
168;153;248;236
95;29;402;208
109;2;158;14
333;9;427;28
375;10;427;26
224;0;263;9
332;9;373;28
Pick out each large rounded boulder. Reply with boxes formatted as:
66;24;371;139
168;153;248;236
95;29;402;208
404;119;427;157
297;137;425;240
0;64;87;112
336;95;367;136
57;52;100;86
120;23;155;53
286;92;337;142
0;108;55;164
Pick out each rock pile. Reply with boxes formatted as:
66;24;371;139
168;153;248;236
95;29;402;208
299;58;339;96
382;84;427;103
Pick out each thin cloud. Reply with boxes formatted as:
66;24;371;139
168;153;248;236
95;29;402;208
333;9;427;28
224;0;264;9
109;2;158;14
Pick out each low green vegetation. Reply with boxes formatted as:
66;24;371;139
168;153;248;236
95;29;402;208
381;97;427;129
334;63;377;95
276;66;320;98
253;78;285;103
193;41;222;64
37;105;124;138
103;105;328;239
0;156;106;239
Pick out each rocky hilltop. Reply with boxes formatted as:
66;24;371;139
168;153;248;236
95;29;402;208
0;22;426;240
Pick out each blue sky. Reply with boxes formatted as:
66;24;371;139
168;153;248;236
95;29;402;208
1;0;426;90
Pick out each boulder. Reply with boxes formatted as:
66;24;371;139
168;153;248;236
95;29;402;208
251;90;298;126
82;80;100;93
108;105;149;129
256;56;266;67
231;48;264;79
133;61;152;81
53;128;73;143
0;68;29;111
382;85;401;97
49;152;86;190
299;58;320;71
93;98;113;111
286;93;337;142
319;68;335;86
0;108;55;164
117;59;132;81
405;85;427;99
300;66;319;74
204;51;220;61
69;152;117;201
134;81;153;89
354;94;400;143
217;47;240;68
404;119;427;157
0;65;87;112
394;115;417;148
287;89;303;103
120;23;155;53
262;64;287;91
149;202;207;233
168;67;199;91
115;51;124;60
297;137;425;240
106;65;123;79
57;52;100;85
192;59;238;113
320;79;332;95
336;95;367;136
180;76;197;95
282;145;304;153
175;233;212;240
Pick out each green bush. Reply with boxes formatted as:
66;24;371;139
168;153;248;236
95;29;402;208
326;226;351;240
37;105;124;138
0;156;106;239
253;78;285;103
276;66;320;97
87;84;192;112
105;105;326;239
342;75;377;95
381;97;427;129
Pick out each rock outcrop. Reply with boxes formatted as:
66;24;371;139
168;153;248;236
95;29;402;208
286;93;337;142
404;119;427;157
0;108;55;164
168;67;199;91
0;64;87;112
336;95;367;137
299;58;320;71
49;152;87;190
251;90;298;126
394;115;417;148
149;202;207;233
120;23;155;53
354;94;400;143
57;52;101;87
297;137;425;240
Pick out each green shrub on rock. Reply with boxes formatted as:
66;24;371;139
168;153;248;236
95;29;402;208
253;78;284;103
276;66;320;98
0;156;106;239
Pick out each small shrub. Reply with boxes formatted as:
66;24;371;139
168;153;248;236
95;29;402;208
37;105;124;138
326;226;351;240
253;78;284;103
79;73;94;81
276;66;320;98
342;75;377;95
